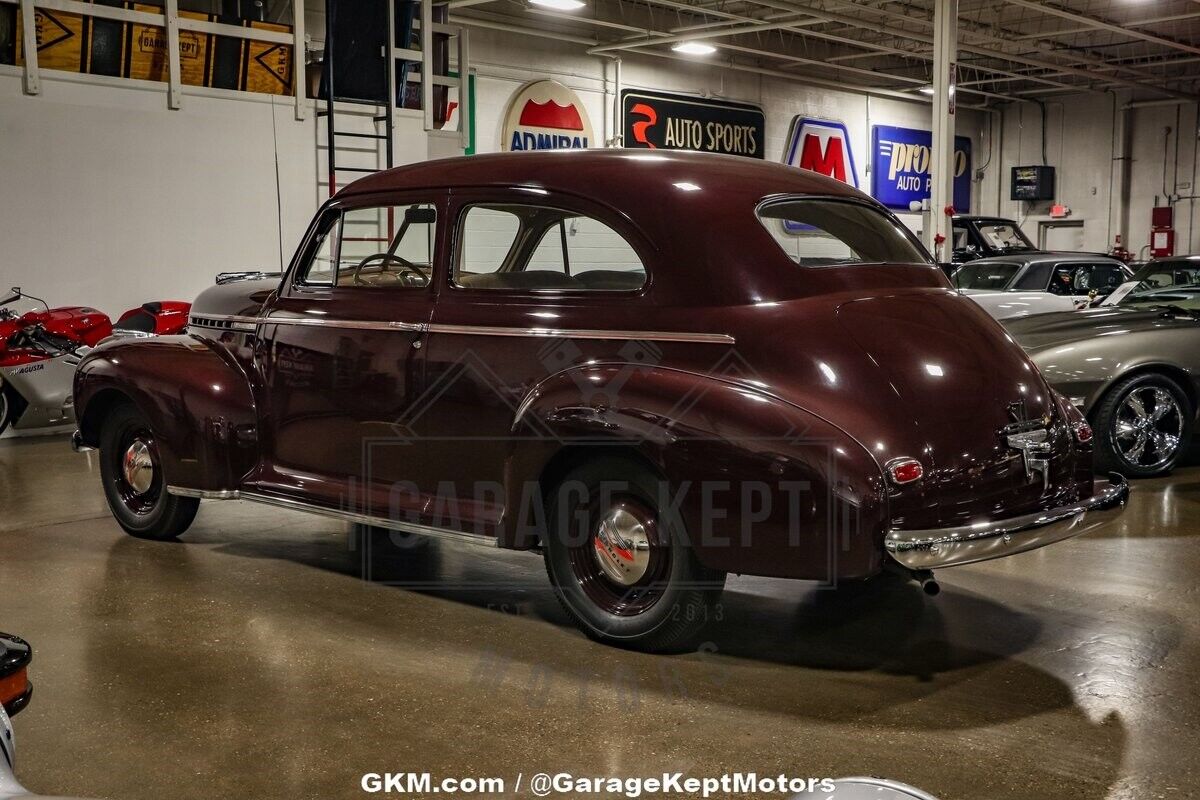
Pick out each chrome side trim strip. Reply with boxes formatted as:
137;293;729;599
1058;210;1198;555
188;312;734;345
165;485;500;547
885;474;1129;570
261;315;425;333
425;323;735;344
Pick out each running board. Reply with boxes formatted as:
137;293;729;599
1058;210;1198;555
167;486;500;548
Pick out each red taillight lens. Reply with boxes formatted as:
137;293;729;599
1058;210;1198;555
1074;422;1094;444
0;667;29;715
887;458;924;485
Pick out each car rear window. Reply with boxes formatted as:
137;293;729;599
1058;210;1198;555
757;198;929;267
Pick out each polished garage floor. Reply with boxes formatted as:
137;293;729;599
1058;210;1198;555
1;435;1198;800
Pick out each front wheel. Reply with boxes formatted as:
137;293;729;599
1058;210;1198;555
1093;373;1194;478
99;403;198;540
0;383;13;435
542;458;726;652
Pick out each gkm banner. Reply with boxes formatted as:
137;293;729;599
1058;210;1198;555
621;89;765;158
502;79;595;152
782;117;859;232
872;124;972;211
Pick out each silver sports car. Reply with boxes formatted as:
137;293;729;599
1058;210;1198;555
1006;256;1200;478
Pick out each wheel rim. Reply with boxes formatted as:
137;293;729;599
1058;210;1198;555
566;496;670;616
115;431;161;514
0;389;8;429
1112;386;1184;470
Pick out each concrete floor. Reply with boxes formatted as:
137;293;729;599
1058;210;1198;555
1;434;1198;800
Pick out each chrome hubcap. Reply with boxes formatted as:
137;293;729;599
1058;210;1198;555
122;440;155;495
1113;386;1184;469
592;505;652;586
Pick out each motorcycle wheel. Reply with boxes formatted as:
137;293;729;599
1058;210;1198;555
0;384;12;435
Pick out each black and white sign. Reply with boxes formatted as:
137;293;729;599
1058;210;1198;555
621;89;765;159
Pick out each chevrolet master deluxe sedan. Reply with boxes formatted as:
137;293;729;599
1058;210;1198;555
72;151;1127;650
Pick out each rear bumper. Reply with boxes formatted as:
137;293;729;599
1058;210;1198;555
885;474;1129;570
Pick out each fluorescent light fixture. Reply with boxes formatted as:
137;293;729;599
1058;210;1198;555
673;181;702;191
672;41;717;56
529;0;586;10
918;86;935;95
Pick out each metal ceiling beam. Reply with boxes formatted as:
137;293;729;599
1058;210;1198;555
1002;0;1200;58
1010;11;1200;41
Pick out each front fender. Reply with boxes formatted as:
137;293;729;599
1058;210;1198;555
506;364;889;580
74;335;258;491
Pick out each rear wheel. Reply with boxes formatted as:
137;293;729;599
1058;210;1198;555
1093;373;1193;478
99;403;198;540
0;383;12;435
542;458;726;652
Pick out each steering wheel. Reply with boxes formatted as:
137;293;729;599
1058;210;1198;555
350;253;428;286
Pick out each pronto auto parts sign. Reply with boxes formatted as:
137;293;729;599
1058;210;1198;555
501;79;594;151
621;89;765;158
872;124;972;211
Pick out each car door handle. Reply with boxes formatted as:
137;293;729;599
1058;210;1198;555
412;338;423;350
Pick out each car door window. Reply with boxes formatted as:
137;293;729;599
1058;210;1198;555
336;203;436;288
455;204;647;291
1013;262;1052;291
1084;264;1127;296
1049;266;1079;296
298;213;341;286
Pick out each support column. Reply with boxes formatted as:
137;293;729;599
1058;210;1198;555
928;0;957;259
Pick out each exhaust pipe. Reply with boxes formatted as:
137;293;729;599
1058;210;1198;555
885;561;940;596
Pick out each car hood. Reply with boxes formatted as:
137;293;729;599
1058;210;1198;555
1005;305;1176;351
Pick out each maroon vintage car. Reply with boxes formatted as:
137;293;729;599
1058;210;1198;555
72;151;1128;650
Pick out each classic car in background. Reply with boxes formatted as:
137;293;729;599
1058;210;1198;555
1008;256;1200;477
72;151;1127;650
950;215;1039;264
953;253;1133;320
0;288;190;435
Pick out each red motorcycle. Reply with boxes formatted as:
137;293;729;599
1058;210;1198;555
0;287;190;434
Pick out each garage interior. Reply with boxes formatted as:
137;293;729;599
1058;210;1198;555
2;1;1200;799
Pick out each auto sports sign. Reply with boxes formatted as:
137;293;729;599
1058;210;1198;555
502;79;595;151
621;89;765;158
872;124;972;211
782;117;859;232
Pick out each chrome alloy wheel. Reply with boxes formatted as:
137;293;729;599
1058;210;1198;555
592;505;653;586
1113;386;1184;470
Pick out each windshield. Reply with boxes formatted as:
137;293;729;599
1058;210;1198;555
758;199;930;267
975;221;1035;252
1115;266;1200;310
953;261;1022;290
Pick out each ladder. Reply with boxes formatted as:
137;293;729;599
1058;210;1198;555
318;0;470;198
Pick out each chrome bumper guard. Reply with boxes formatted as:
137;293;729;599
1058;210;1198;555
885;474;1129;570
70;430;94;453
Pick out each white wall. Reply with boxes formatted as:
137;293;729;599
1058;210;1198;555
993;92;1200;257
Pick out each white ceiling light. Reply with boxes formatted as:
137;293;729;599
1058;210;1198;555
529;0;586;10
918;86;935;95
672;41;717;56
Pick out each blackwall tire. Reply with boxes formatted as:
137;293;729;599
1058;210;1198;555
542;457;726;652
99;403;198;540
0;384;11;436
1093;373;1193;478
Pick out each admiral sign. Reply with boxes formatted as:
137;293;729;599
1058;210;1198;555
872;124;972;211
501;79;594;152
621;89;765;158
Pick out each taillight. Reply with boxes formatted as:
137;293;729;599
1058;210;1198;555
0;633;32;717
0;667;29;715
887;458;924;486
1073;421;1094;444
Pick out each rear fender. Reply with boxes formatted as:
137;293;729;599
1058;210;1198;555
506;365;889;580
74;335;257;491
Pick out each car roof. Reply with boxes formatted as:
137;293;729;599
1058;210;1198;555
336;149;868;205
966;252;1121;266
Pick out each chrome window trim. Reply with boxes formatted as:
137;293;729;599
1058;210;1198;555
188;313;733;344
166;486;499;548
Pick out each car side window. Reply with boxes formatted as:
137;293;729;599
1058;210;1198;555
1013;262;1052;291
1085;264;1126;295
1049;266;1077;296
299;214;341;286
335;203;436;288
455;204;646;291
